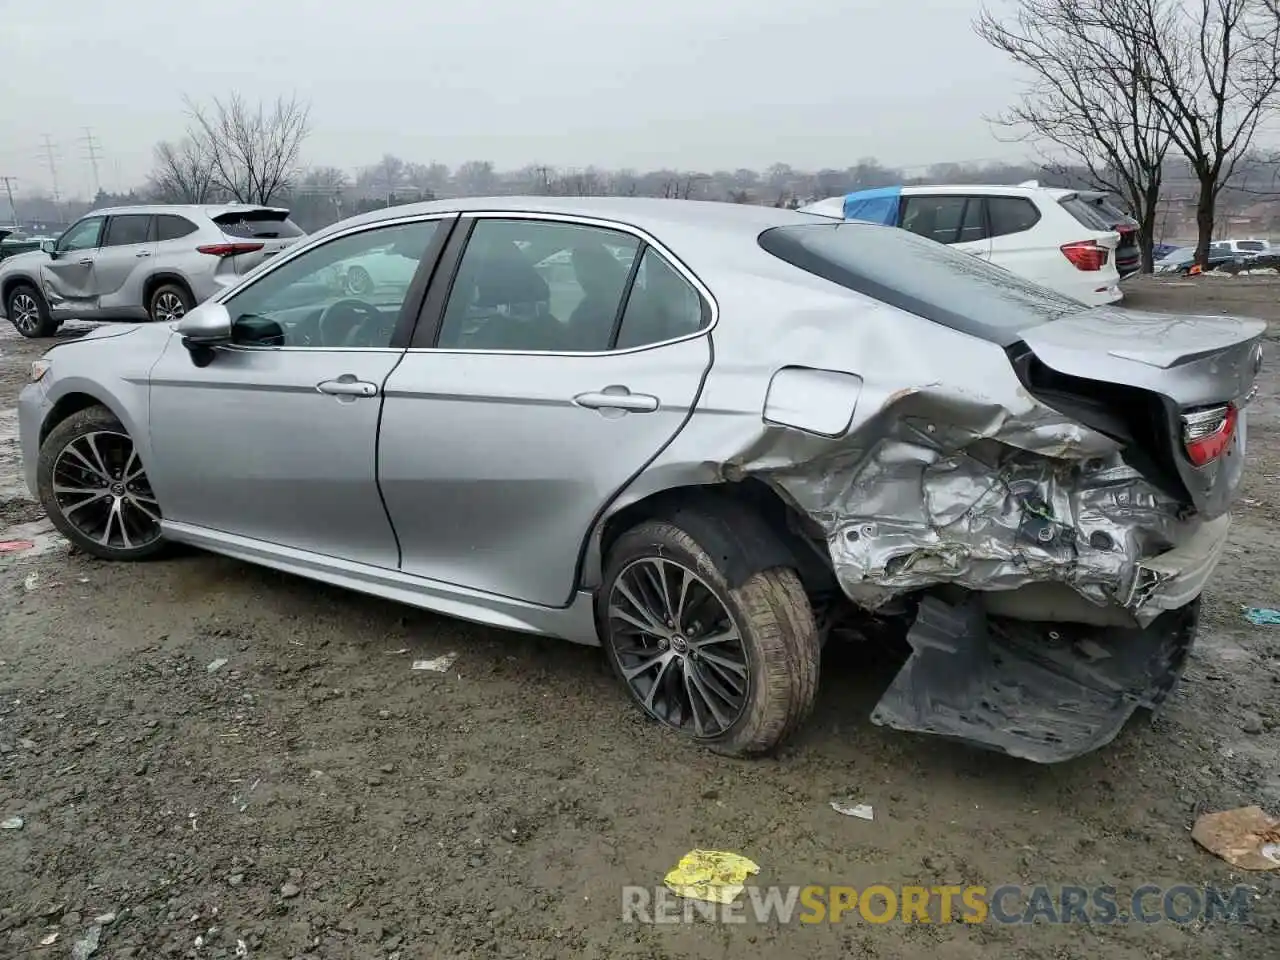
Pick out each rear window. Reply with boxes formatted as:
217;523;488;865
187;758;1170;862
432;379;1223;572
213;209;305;240
1236;240;1267;252
757;222;1088;347
1059;196;1115;232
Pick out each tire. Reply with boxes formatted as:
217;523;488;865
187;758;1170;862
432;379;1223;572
6;283;56;338
345;266;373;296
148;283;194;323
599;518;820;757
37;405;166;561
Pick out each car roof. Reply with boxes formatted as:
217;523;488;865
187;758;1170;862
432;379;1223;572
322;196;838;239
900;184;1056;197
82;203;290;217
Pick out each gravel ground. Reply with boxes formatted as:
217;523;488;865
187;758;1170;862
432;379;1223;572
1;277;1278;960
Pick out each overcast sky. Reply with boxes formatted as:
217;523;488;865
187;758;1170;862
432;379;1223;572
0;0;1029;199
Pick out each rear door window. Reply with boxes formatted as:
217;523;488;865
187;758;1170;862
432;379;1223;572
758;221;1088;347
987;197;1041;238
102;214;152;247
213;210;306;239
1236;240;1266;252
902;196;966;244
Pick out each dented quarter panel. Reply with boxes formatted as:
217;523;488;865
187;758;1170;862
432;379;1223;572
593;250;1233;627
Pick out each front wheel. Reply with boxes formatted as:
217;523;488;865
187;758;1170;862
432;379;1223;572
6;283;56;338
599;519;820;757
37;406;166;561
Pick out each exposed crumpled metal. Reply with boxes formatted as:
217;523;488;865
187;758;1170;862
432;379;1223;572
738;384;1196;619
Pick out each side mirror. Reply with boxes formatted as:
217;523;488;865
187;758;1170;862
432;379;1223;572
176;302;233;367
42;240;59;258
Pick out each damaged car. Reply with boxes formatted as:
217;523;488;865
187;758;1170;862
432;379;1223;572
17;198;1264;762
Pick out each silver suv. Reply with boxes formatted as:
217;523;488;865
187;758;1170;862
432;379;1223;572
0;203;306;338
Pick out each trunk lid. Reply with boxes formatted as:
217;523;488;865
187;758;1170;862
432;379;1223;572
1012;307;1265;519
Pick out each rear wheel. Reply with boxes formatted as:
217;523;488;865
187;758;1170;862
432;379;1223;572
6;283;56;338
37;406;165;561
149;283;193;323
599;518;820;756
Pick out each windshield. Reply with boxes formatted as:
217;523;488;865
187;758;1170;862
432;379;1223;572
758;221;1089;347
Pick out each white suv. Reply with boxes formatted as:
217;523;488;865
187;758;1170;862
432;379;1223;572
801;183;1123;305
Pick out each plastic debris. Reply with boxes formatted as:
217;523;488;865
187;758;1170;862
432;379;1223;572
830;800;875;821
0;815;24;830
207;658;229;673
663;849;760;904
22;572;38;592
39;932;59;946
71;924;102;960
387;648;409;655
411;653;458;673
0;540;35;553
1243;607;1280;626
236;939;249;957
1192;806;1280;870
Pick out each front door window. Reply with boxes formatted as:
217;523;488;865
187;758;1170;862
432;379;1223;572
222;219;443;348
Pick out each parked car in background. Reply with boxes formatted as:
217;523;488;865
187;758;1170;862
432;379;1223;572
1213;238;1271;257
18;197;1263;763
1152;242;1179;261
1155;245;1256;275
0;232;57;263
0;204;306;338
801;182;1124;305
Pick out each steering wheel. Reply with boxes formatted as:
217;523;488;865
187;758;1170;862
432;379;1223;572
316;298;387;348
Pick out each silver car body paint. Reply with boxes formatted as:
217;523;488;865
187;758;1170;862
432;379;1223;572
17;196;1264;759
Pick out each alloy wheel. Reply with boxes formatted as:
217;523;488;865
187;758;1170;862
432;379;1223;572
154;292;187;322
606;557;750;738
10;292;40;335
345;266;373;296
51;430;162;550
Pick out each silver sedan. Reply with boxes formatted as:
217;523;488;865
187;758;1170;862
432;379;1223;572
17;197;1265;761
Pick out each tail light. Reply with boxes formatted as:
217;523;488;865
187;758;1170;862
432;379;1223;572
196;242;265;258
1060;241;1109;271
1181;403;1238;466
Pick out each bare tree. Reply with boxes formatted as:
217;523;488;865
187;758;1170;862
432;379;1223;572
1129;0;1280;264
148;137;216;203
183;93;311;205
976;0;1172;271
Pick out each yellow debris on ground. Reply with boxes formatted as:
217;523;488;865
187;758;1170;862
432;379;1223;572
663;849;761;904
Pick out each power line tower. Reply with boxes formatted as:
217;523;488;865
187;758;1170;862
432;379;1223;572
80;127;103;197
0;176;18;222
39;134;61;205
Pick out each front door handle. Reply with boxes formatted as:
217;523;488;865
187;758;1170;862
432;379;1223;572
135;250;151;258
317;376;378;399
574;387;660;413
77;258;93;266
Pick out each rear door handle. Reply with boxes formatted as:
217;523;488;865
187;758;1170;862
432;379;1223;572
317;377;378;399
574;387;660;413
135;250;151;258
78;258;94;266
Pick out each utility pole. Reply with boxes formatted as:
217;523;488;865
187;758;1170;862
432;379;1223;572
80;127;103;197
0;176;18;223
39;135;61;205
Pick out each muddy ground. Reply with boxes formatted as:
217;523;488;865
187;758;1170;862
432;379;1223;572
1;277;1277;960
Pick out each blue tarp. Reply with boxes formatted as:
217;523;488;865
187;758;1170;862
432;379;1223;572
842;186;902;225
